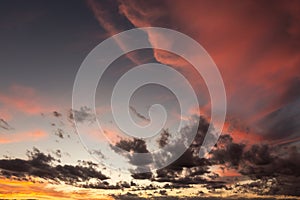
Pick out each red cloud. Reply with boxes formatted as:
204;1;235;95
88;0;300;142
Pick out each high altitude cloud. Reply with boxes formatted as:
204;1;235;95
88;0;300;143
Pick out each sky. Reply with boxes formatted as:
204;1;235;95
0;0;300;199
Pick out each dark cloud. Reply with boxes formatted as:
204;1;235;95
236;176;300;197
255;99;300;140
154;116;212;184
114;138;149;154
112;195;282;200
281;77;300;104
159;189;167;195
209;134;300;196
0;147;109;187
53;149;62;159
69;106;96;124
83;181;120;189
53;111;62;117
111;138;153;167
210;134;245;168
157;129;170;148
109;114;300;196
54;128;64;139
243;144;273;166
110;116;214;185
130;106;150;122
53;128;70;139
240;145;300;178
0;118;13;130
132;171;153;180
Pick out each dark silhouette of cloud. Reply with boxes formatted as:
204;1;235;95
53;111;62;117
0;147;109;187
210;134;245;168
281;77;300;105
255;99;300;140
111;138;153;168
130;106;150;122
209;134;300;196
0;118;13;130
157;129;170;148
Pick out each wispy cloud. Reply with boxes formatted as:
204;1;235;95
0;84;55;115
0;130;47;144
0;118;13;131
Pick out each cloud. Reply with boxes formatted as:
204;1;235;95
69;106;96;124
86;0;142;65
85;1;300;196
210;134;245;168
280;77;300;104
0;130;47;144
157;129;170;148
164;0;300;123
111;138;153;167
0;84;55;115
254;99;300;140
110;116;215;185
54;128;70;139
92;0;300;143
209;134;300;196
0;118;13;130
53;111;62;118
130;106;150;122
0;147;109;187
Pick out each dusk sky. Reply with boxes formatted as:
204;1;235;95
0;0;300;199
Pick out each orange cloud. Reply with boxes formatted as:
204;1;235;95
0;130;47;144
0;84;55;115
0;178;114;200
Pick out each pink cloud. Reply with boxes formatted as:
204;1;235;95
87;0;300;142
0;84;55;115
0;130;47;144
87;0;142;65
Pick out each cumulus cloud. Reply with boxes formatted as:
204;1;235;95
0;147;110;188
110;116;215;185
209;134;300;196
